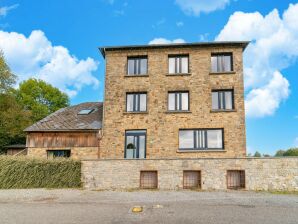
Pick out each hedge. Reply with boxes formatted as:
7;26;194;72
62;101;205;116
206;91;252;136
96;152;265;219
0;156;81;189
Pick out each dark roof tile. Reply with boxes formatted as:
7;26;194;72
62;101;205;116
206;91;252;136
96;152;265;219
24;102;103;132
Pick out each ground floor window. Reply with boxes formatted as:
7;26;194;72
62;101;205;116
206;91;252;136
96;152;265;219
179;129;224;150
183;171;201;189
227;170;245;189
125;130;146;159
140;171;158;189
47;150;71;159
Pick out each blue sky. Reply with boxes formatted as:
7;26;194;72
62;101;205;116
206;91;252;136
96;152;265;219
0;0;297;155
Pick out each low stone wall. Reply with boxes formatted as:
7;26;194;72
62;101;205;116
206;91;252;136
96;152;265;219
82;158;298;191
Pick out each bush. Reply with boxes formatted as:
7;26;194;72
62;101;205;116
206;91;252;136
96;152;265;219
283;148;298;156
0;156;81;189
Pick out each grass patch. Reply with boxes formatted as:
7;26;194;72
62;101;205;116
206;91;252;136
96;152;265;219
0;156;81;189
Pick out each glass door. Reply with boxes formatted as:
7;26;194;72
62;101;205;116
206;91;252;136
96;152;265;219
125;130;146;159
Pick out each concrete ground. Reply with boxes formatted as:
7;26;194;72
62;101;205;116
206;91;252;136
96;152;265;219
0;189;297;224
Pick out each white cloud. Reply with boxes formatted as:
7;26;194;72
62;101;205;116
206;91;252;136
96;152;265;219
149;38;186;45
216;3;298;117
0;30;99;97
0;4;19;17
245;71;289;117
176;21;184;27
176;0;230;16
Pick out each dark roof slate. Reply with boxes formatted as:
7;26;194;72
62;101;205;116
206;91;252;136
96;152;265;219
24;102;103;132
99;41;250;58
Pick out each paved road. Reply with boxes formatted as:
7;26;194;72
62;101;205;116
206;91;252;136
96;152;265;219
0;189;297;224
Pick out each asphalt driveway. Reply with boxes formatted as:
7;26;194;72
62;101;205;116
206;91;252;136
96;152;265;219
0;189;297;224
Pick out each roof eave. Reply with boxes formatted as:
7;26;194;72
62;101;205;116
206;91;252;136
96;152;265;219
98;41;250;58
25;129;101;133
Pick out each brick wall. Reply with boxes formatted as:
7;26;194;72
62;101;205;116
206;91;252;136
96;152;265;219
101;45;246;159
82;158;298;191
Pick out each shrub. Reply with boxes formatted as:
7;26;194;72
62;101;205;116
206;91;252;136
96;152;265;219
283;148;298;156
0;156;81;189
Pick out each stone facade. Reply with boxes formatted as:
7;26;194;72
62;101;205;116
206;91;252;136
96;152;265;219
82;158;298;191
27;147;100;160
101;44;246;158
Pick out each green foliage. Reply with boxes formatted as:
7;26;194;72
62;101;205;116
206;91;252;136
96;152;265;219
274;148;298;157
0;156;81;189
283;148;298;156
0;52;16;93
0;94;32;153
16;78;70;122
254;151;261;157
274;150;286;157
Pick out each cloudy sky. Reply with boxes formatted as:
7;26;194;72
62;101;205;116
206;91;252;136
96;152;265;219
0;0;297;155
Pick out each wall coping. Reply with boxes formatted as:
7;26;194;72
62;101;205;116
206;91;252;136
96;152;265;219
82;157;298;162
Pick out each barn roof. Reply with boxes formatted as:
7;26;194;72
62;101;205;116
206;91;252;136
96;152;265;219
24;102;103;132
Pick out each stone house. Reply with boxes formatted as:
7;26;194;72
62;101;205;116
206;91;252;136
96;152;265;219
25;102;102;160
100;41;248;159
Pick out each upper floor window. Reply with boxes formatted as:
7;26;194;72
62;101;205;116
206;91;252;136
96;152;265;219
179;129;223;150
126;93;147;112
211;53;233;73
169;55;189;74
127;56;147;75
168;91;189;111
212;90;234;110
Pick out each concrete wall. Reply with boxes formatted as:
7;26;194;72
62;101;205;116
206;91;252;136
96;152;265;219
82;158;298;191
101;45;246;159
27;147;100;160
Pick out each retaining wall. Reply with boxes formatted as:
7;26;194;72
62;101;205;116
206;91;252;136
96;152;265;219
82;158;298;191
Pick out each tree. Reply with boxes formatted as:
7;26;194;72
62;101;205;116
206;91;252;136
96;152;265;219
283;148;298;156
274;150;285;157
0;52;16;93
0;94;32;152
254;151;261;157
16;78;70;122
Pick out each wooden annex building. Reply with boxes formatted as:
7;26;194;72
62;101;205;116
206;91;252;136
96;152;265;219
24;102;103;160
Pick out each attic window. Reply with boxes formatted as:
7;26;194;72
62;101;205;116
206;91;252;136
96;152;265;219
78;109;94;115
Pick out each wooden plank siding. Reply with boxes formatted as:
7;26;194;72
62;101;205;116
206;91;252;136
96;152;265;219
26;132;100;148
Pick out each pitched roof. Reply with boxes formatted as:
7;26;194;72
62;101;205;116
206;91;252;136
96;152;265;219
24;102;103;132
99;41;250;58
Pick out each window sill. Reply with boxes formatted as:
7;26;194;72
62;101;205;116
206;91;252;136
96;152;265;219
210;109;237;113
123;111;148;115
177;149;226;153
165;110;192;114
124;74;149;77
209;71;236;75
166;73;191;76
